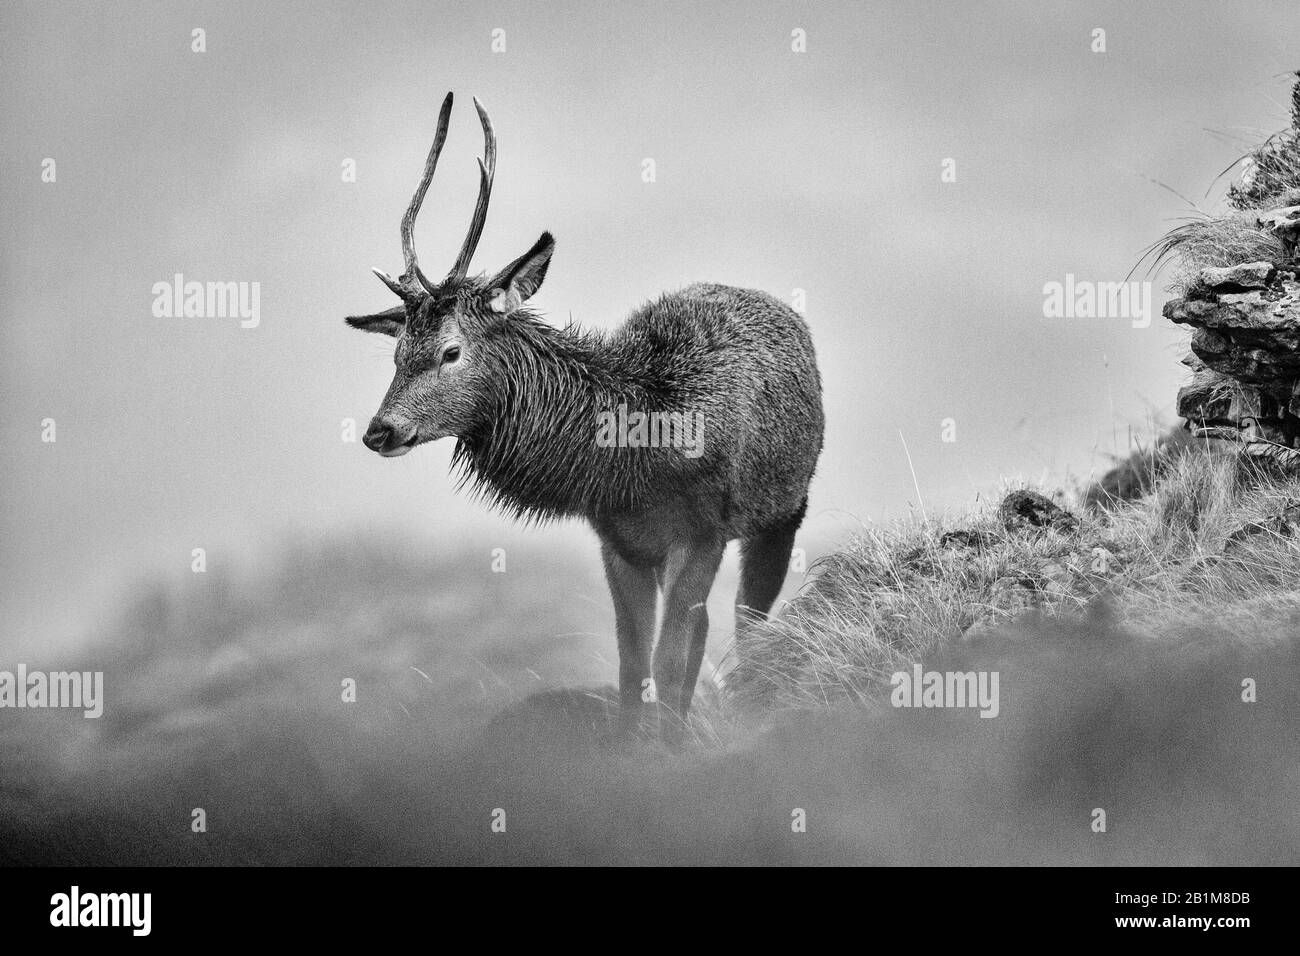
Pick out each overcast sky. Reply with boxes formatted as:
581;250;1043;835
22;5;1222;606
3;0;1299;654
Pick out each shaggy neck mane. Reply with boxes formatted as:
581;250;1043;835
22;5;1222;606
451;312;661;523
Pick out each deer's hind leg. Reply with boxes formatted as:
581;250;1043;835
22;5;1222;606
600;539;658;737
654;537;725;743
735;499;806;636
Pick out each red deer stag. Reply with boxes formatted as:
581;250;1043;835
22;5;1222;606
346;93;824;743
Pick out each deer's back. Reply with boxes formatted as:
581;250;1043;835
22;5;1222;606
600;283;824;550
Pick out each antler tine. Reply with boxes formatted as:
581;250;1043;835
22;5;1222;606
398;91;455;296
371;267;406;299
446;96;497;283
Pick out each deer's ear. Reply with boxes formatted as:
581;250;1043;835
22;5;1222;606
488;232;554;314
345;304;406;336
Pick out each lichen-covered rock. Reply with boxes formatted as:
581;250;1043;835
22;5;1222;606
998;490;1078;533
1199;261;1277;291
1167;263;1300;451
1259;206;1300;255
1166;269;1300;386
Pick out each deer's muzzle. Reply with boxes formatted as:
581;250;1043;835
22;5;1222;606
363;416;418;457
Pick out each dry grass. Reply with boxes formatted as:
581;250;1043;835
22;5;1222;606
1083;425;1196;509
1146;202;1295;295
726;449;1300;711
1144;74;1300;293
1228;129;1300;210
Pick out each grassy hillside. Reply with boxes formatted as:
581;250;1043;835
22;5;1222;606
728;445;1300;710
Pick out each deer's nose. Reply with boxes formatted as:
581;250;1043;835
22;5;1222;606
363;416;417;456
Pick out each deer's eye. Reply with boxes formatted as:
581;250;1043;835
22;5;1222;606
441;345;462;365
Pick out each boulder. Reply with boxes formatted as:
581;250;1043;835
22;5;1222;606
1166;262;1300;451
998;490;1078;533
1198;261;1276;291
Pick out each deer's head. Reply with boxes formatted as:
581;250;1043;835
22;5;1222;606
346;93;554;457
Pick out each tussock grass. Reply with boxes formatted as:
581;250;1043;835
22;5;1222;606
727;450;1300;711
1146;200;1296;295
1145;73;1300;292
1228;129;1300;210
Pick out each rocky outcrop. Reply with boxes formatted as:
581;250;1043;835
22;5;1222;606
1163;74;1300;466
1166;260;1300;457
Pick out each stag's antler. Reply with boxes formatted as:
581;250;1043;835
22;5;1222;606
446;98;497;284
372;93;498;301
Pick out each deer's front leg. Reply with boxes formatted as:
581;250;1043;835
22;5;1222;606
600;540;658;737
653;538;724;744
